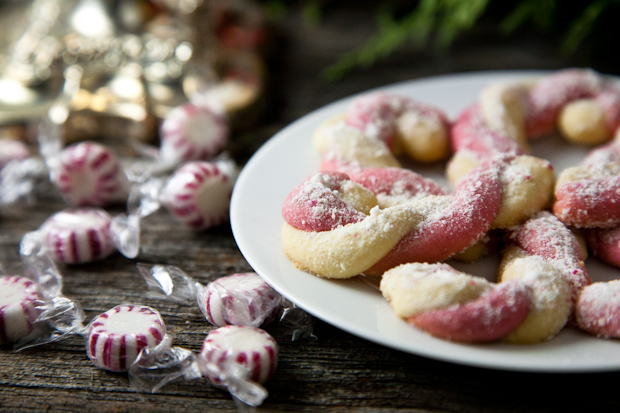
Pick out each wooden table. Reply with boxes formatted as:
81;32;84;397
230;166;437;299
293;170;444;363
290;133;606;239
2;3;620;412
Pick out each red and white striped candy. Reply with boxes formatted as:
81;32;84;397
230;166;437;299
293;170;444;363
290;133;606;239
0;276;43;344
200;325;278;386
0;139;30;170
160;103;229;164
86;304;166;372
40;208;115;264
55;141;130;206
198;273;281;327
160;161;235;230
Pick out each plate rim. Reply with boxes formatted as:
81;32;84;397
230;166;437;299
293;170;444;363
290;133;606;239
231;70;620;373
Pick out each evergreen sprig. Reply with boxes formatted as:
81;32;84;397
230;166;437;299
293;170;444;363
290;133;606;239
322;0;619;81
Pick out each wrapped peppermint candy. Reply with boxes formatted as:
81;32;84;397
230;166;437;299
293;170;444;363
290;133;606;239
136;264;315;341
0;139;131;208
6;258;170;374
111;158;239;259
85;304;168;372
50;141;131;207
127;102;230;181
137;264;282;328
129;325;278;407
0;275;45;345
0;139;49;205
159;102;229;165
4;247;85;349
0;138;30;170
20;208;119;265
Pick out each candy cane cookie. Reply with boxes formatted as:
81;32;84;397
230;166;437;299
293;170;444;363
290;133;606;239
86;304;166;372
380;263;532;343
281;157;503;278
0;276;43;344
554;132;620;228
448;69;620;187
160;103;229;164
199;325;278;386
497;246;572;343
313;91;451;169
160;160;237;230
54;141;130;206
507;211;590;305
575;280;620;338
38;208;115;264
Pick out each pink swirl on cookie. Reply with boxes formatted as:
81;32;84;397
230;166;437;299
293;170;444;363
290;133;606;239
365;157;504;275
281;172;369;232
346;91;450;153
314;91;450;167
282;157;506;278
55;141;130;207
410;280;531;343
507;211;591;304
344;167;449;207
451;104;525;160
586;226;620;268
575;280;620;338
553;162;620;228
380;262;531;343
525;69;606;138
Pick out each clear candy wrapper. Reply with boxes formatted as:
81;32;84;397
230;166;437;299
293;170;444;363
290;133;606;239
0;136;50;205
136;263;315;340
125;100;231;182
111;157;239;259
20;207;132;265
0;137;132;208
2;247;85;350
129;326;275;408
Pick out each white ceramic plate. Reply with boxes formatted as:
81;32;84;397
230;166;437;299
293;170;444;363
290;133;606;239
230;71;620;372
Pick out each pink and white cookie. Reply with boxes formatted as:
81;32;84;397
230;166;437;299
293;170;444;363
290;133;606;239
160;103;229;164
0;276;43;344
39;208;115;264
86;304;167;372
198;272;281;328
586;226;620;268
0;138;30;170
525;69;607;138
553;161;620;228
345;91;451;162
576;280;620;338
380;263;531;343
54;141;130;206
199;325;278;386
507;211;591;305
160;160;237;230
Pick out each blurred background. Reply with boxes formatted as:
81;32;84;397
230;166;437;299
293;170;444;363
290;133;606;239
0;0;617;163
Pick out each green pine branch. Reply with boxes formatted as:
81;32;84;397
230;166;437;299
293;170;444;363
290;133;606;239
322;0;619;82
